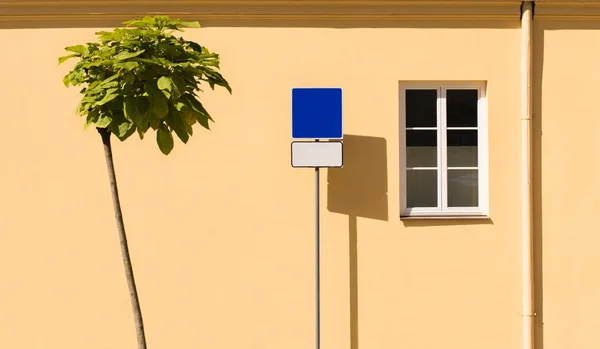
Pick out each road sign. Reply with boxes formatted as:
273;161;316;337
292;88;343;139
291;141;343;168
291;87;344;349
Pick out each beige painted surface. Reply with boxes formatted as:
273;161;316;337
0;22;524;349
534;19;600;349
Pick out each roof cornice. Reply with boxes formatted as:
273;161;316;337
535;1;600;20
0;0;522;27
3;0;600;27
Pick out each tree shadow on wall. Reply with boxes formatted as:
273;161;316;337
327;134;388;349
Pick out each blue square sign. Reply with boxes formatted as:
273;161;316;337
292;88;343;139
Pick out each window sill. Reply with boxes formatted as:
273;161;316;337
400;214;489;220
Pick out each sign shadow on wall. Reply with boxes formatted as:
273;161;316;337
327;134;388;349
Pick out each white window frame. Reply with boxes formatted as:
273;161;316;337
399;81;489;218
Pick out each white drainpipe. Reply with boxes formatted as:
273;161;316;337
521;2;535;349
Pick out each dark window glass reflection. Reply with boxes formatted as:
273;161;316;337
406;130;437;167
447;89;478;127
447;130;478;167
406;89;437;127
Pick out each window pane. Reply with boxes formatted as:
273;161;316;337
447;89;478;127
447;169;479;207
447;130;478;167
406;130;437;167
407;170;438;207
406;89;437;127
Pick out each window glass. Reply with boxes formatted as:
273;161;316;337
446;89;478;127
447;130;478;167
406;130;437;167
407;170;438;207
447;169;479;207
406;89;437;128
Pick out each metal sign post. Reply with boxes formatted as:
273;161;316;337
291;88;343;349
314;140;321;349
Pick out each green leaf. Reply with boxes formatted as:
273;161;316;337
124;71;136;84
179;21;201;28
114;50;145;61
182;94;213;121
96;91;119;106
205;70;232;93
137;128;146;140
122;72;136;92
117;120;134;138
89;80;118;94
123;96;148;131
107;112;134;138
196;112;210;129
62;74;71;87
84;117;95;130
184;116;194;135
114;61;139;71
131;57;160;66
157;127;174;155
150;64;170;76
84;110;99;130
65;45;87;54
150;118;161;130
171;76;185;100
183;65;204;75
58;54;76;64
150;94;168;119
156;76;173;98
116;124;137;141
123;97;137;121
183;111;196;126
95;31;122;43
157;76;185;100
95;115;112;128
167;111;189;144
135;104;153;139
173;101;187;112
139;114;152;132
100;47;117;58
157;76;172;92
96;74;120;89
123;17;156;28
157;44;178;55
100;59;116;66
136;67;158;82
68;70;84;85
186;42;203;53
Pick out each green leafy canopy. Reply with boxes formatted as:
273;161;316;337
59;15;232;155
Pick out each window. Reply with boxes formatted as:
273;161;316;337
400;82;488;218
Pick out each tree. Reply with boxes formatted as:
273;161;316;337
59;15;231;349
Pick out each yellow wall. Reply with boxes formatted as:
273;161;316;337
0;22;523;349
534;19;600;349
3;2;598;349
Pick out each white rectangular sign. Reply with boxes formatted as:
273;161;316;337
291;141;343;168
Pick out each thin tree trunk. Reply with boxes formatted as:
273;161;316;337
98;127;148;349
